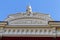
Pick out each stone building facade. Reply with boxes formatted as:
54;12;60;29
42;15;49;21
0;5;60;40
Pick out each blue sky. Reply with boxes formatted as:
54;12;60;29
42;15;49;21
0;0;60;21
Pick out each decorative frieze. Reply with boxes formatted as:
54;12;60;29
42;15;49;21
3;28;55;35
8;19;48;25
